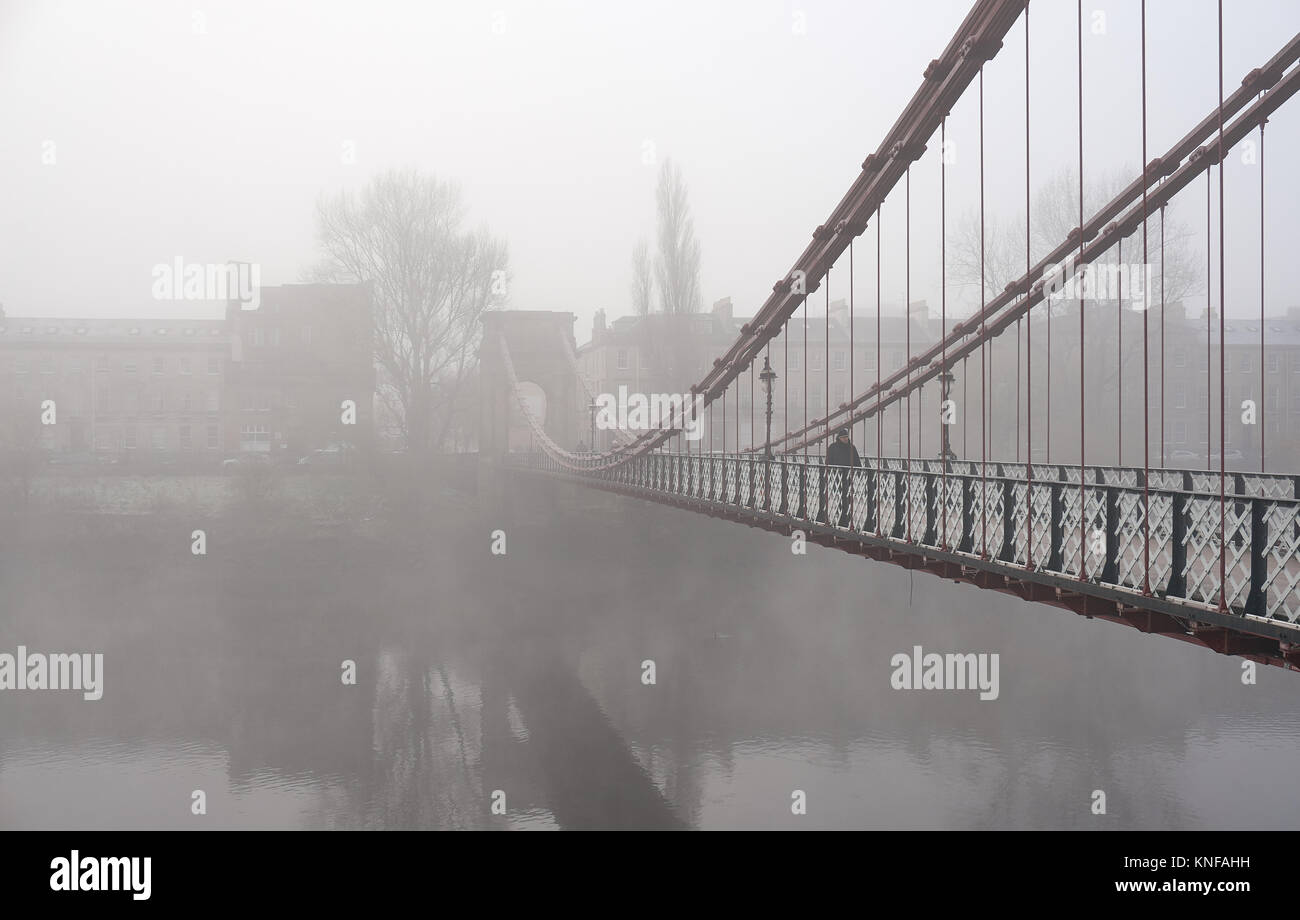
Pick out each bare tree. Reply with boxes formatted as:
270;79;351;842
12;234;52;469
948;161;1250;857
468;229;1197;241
951;166;1199;310
631;238;654;317
655;159;702;316
652;159;703;389
312;168;507;455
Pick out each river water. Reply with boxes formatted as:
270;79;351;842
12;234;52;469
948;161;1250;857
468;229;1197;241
2;480;1297;830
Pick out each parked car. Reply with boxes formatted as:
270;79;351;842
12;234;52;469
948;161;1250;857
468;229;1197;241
1208;448;1245;463
222;453;271;470
296;443;357;468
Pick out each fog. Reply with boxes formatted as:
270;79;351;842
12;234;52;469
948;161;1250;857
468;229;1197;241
2;0;1299;841
3;0;1298;333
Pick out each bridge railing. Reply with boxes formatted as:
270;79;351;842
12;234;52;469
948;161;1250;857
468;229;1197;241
507;450;1300;631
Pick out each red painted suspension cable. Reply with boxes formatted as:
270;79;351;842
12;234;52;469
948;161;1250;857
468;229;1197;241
1217;0;1226;611
906;165;913;542
1142;0;1151;594
850;239;856;456
1024;0;1032;568
1118;236;1124;466
1008;319;1019;462
1160;203;1165;467
1078;0;1087;581
980;65;988;558
877;204;882;507
941;114;948;548
1259;117;1266;472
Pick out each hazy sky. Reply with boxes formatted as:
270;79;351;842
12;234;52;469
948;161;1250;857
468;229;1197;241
2;0;1297;342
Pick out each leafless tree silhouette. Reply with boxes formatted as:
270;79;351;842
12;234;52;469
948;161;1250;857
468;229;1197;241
312;168;508;454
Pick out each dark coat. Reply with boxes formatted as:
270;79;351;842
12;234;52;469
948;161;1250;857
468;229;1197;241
826;438;861;468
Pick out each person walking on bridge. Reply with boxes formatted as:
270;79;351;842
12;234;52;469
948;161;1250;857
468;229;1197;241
822;426;861;527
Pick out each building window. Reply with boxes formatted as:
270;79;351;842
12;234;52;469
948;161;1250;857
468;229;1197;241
15;361;27;376
208;356;220;375
206;390;219;412
253;328;264;347
40;354;54;374
179;425;191;450
153;356;165;375
863;350;876;369
1240;354;1252;374
243;391;256;412
1268;354;1280;374
616;349;629;370
207;424;219;449
240;424;270;445
833;350;846;371
153;391;165;412
1174;387;1186;409
152;427;166;450
181;391;192;412
125;426;137;450
788;352;800;371
124;361;137;373
1172;420;1187;445
302;326;312;346
810;352;823;370
180;357;191;375
269;328;280;347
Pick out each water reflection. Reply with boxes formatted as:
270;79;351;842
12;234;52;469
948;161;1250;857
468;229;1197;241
1;495;1298;829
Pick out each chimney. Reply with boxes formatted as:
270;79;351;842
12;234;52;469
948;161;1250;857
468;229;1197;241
1167;300;1186;323
711;297;733;323
593;308;607;344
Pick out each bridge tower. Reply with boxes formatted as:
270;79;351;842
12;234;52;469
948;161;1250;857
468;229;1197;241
478;310;581;459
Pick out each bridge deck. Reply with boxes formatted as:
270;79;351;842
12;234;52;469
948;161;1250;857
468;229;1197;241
505;452;1300;672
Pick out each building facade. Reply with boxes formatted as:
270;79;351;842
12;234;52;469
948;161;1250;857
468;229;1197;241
0;282;373;467
577;297;937;454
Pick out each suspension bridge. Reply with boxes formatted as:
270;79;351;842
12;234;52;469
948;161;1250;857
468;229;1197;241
480;0;1300;673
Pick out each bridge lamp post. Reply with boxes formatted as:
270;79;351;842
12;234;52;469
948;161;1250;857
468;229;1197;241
588;399;598;456
759;356;777;460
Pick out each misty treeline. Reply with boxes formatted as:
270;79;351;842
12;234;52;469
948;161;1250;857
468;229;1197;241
629;158;706;392
311;168;508;455
949;166;1199;309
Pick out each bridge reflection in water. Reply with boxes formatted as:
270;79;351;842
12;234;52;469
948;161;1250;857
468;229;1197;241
4;489;1300;830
